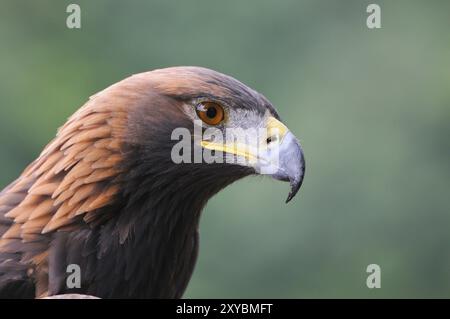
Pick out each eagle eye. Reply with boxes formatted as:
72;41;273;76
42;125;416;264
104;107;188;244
196;102;224;125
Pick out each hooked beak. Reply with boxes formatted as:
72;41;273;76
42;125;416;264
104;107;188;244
269;131;305;203
201;116;305;203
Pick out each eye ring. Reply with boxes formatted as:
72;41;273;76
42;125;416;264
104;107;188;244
196;102;225;125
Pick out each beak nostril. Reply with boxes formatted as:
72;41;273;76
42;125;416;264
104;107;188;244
266;135;279;145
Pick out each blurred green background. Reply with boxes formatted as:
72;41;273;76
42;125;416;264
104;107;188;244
0;0;449;298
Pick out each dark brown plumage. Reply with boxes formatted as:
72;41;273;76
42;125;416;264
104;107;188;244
0;66;304;298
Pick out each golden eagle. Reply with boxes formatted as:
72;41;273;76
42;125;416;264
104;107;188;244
0;67;304;298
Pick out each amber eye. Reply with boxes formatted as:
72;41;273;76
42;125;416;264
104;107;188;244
196;102;224;125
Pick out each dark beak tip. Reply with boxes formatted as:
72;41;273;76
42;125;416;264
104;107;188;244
285;177;303;204
285;194;294;204
284;155;305;204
